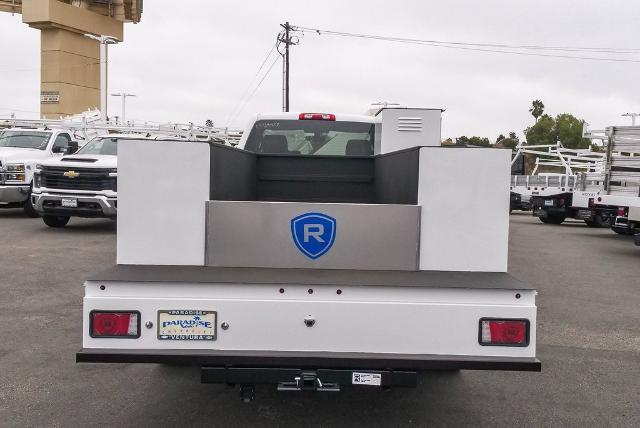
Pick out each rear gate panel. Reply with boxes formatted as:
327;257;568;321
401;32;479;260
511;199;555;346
82;281;536;359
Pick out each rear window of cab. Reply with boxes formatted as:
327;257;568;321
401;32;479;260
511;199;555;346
244;120;375;156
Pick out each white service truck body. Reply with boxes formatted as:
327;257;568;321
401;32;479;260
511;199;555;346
77;109;539;395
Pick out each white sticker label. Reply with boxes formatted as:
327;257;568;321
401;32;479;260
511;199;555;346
352;372;381;386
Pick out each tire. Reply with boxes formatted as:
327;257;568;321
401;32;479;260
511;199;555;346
584;215;608;227
23;190;40;218
545;215;566;225
42;215;70;228
612;227;634;236
539;217;550;224
593;215;610;228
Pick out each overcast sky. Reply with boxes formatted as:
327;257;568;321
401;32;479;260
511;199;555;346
1;0;639;140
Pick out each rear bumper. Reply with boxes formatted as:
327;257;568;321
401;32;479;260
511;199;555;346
76;348;541;372
32;191;117;217
0;185;30;203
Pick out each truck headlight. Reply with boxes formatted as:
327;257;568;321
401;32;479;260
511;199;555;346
34;173;41;188
7;163;25;172
7;173;25;181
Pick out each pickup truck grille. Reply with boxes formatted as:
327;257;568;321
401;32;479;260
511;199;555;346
40;166;116;191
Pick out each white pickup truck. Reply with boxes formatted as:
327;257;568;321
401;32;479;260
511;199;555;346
0;127;81;217
32;135;119;228
76;109;540;400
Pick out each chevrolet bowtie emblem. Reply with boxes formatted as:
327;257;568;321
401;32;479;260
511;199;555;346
63;170;80;178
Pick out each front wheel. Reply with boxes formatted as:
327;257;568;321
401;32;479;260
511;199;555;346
42;215;70;228
23;192;40;218
543;214;565;225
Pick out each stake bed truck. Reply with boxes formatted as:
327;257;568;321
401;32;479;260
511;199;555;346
592;126;640;236
76;109;540;399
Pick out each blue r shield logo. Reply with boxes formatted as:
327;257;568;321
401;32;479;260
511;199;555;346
291;212;337;260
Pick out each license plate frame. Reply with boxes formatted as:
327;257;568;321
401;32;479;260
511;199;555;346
157;310;217;341
544;200;554;206
61;198;78;208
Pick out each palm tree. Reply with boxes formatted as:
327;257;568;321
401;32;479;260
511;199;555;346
529;100;545;123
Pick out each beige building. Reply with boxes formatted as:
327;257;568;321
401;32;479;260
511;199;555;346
0;0;142;118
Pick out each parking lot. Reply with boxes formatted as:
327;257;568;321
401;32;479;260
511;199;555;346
0;210;638;427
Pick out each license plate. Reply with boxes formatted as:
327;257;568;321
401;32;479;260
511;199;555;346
61;198;77;208
544;200;554;206
157;310;216;340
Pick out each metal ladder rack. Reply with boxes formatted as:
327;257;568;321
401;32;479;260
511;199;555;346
0;109;244;145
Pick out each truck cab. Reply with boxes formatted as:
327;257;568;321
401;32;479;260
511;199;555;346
0;127;80;217
237;112;375;156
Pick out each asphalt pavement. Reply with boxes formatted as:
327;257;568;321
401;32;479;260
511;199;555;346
0;210;638;427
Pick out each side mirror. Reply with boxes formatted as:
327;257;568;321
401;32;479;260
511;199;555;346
52;145;66;154
66;141;79;154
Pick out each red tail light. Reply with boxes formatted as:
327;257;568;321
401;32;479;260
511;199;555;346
299;113;336;121
558;198;565;207
617;207;626;217
479;319;529;346
588;198;594;208
90;311;140;338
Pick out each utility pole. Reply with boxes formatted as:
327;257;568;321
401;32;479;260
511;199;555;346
278;22;297;112
111;93;136;123
622;112;640;126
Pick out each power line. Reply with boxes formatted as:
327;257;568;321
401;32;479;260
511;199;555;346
228;55;280;126
225;41;279;125
293;26;640;63
295;26;640;53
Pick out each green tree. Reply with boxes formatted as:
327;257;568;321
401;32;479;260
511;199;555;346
524;113;590;149
495;132;519;149
502;132;520;149
529;99;545;123
456;136;491;147
554;113;590;149
525;114;555;145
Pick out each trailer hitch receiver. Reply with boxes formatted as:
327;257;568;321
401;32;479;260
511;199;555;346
277;371;340;392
